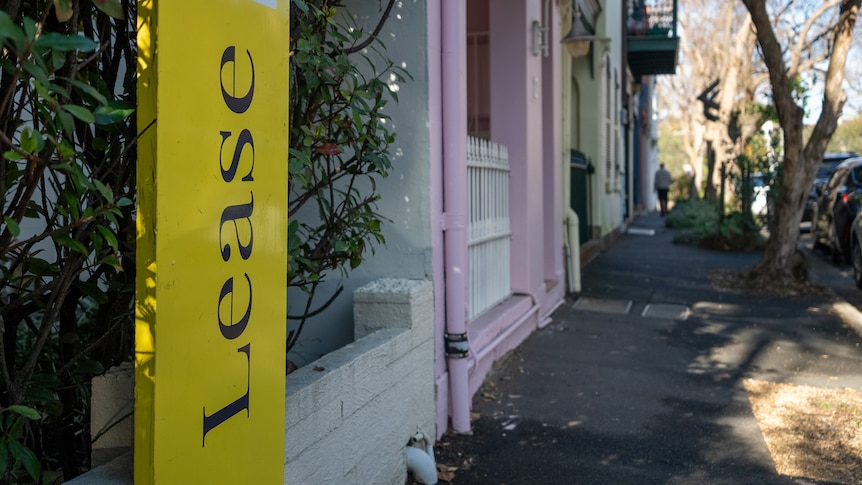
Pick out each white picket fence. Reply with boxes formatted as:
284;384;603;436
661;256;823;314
467;136;511;320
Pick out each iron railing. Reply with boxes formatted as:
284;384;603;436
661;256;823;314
467;136;512;320
627;0;678;38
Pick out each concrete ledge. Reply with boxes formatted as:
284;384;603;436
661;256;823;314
63;452;132;485
354;278;434;341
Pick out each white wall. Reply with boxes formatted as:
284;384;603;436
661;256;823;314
570;0;627;239
284;279;435;484
647;78;660;212
597;0;625;233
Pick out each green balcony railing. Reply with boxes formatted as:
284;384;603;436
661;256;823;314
627;0;679;76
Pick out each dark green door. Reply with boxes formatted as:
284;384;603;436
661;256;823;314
570;150;591;245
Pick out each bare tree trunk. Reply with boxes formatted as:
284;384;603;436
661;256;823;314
704;139;717;200
744;0;861;283
692;10;756;202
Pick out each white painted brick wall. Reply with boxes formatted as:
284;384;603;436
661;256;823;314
283;279;436;485
68;279;435;485
89;362;133;467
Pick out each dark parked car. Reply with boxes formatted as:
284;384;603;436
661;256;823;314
850;211;862;287
812;157;862;263
804;151;860;222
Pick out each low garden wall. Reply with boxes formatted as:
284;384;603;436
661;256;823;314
66;278;436;485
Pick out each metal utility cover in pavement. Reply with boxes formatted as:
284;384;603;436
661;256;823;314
573;297;633;314
641;303;690;320
627;227;655;236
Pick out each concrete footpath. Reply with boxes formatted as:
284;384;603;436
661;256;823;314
435;212;862;485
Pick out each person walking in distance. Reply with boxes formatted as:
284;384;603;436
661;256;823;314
654;163;672;216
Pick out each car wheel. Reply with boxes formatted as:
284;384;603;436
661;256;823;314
854;240;862;289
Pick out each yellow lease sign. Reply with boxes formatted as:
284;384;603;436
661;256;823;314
136;1;289;482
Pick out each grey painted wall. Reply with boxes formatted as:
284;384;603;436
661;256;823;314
287;1;432;366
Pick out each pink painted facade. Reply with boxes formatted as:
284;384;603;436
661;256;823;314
429;0;566;436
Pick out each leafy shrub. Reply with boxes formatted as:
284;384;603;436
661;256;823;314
666;199;719;246
287;0;406;354
670;172;695;201
666;198;718;229
0;405;41;483
708;210;766;251
666;199;765;251
0;1;135;480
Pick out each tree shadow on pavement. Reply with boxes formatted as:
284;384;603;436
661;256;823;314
432;293;860;485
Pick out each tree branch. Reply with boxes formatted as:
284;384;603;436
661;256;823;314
343;0;396;54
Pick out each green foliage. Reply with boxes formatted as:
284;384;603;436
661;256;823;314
288;0;406;353
53;0;125;22
826;116;862;154
803;117;862;154
657;121;688;175
731;154;759;218
670;108;779;251
666;194;765;251
790;76;810;119
0;1;137;479
670;172;696;201
0;405;41;483
665;198;719;245
729;128;781;229
714;210;765;251
755;76;809;122
719;211;746;239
